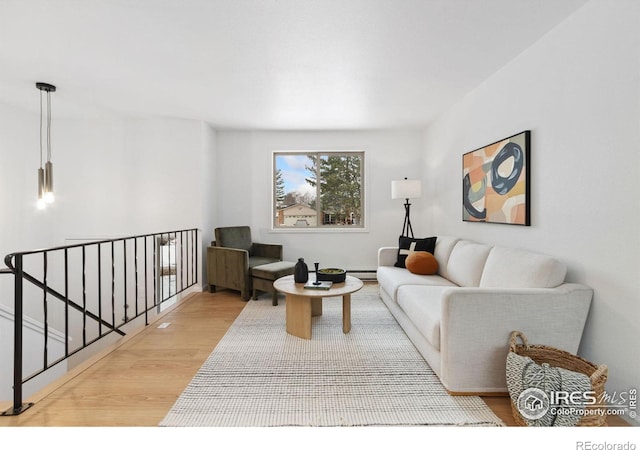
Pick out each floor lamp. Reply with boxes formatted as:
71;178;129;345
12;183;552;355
391;178;422;238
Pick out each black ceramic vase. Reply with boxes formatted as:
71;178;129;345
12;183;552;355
294;258;309;283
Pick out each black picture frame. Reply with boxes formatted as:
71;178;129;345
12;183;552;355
462;130;531;226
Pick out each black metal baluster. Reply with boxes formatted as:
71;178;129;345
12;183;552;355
169;232;173;298
194;229;198;285
134;237;139;318
171;232;175;297
1;254;33;416
153;234;157;306
123;239;128;323
82;246;87;346
191;229;195;285
43;251;49;370
98;244;102;336
180;231;187;290
64;249;69;356
166;232;170;299
111;241;115;327
12;254;25;413
144;235;149;324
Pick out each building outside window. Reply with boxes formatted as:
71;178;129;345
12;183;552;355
273;151;364;229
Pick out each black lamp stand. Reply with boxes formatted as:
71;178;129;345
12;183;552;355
401;198;414;238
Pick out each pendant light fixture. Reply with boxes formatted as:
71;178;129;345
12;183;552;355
36;82;56;209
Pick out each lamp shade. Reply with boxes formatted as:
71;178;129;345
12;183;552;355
391;179;422;199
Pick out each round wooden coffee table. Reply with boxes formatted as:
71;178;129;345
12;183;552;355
273;274;364;339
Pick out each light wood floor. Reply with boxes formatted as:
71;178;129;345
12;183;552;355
0;287;629;427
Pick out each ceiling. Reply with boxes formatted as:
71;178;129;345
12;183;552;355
0;0;589;130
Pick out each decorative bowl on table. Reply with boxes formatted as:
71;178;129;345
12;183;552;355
316;268;346;283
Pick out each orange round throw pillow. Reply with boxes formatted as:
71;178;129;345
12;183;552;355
405;251;439;275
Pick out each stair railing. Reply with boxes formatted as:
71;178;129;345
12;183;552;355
0;228;200;416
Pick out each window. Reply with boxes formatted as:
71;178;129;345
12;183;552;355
273;151;365;229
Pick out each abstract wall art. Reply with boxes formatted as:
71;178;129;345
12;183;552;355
462;130;530;226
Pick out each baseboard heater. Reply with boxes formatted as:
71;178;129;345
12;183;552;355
345;270;377;281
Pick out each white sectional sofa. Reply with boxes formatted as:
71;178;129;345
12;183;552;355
376;236;593;395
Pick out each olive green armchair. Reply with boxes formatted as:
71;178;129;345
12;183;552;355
207;226;283;300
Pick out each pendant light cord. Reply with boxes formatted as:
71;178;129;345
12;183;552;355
46;90;52;162
39;89;44;168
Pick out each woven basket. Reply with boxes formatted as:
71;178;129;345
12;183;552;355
508;331;608;427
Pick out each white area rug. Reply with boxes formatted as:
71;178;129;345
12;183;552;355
160;285;504;427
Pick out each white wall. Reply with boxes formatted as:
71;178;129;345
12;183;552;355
215;129;424;271
199;123;217;283
421;0;639;423
0;107;215;400
0;103;54;253
51;118;210;239
0;114;213;249
0;111;215;299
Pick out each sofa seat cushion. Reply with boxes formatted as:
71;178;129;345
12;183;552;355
376;266;456;301
397;285;451;350
480;246;567;288
248;256;280;269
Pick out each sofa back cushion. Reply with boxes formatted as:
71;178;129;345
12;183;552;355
480;246;567;288
433;236;460;280
446;240;492;287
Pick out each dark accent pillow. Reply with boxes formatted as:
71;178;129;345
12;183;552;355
394;236;437;268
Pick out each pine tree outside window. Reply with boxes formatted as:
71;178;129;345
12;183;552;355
273;151;365;229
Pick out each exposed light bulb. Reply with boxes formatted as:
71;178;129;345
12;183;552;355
36;198;46;210
44;191;55;204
